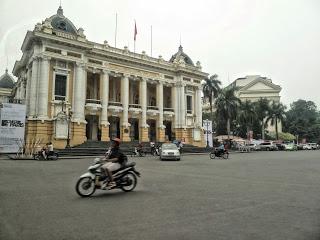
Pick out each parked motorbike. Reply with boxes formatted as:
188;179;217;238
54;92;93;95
130;147;146;157
75;158;141;197
34;150;59;161
151;145;161;156
210;149;229;159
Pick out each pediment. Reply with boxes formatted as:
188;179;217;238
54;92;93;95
240;79;281;92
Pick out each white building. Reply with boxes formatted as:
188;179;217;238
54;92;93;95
230;75;282;133
12;7;207;149
231;75;281;102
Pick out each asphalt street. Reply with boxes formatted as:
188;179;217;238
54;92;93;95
1;151;320;240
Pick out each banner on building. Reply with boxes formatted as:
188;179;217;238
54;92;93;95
203;119;213;147
0;103;26;153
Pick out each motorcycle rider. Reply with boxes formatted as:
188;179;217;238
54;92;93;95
100;138;125;189
217;142;225;156
136;142;143;156
150;141;156;155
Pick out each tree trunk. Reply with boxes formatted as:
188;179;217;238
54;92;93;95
261;120;265;140
275;117;279;140
227;118;230;140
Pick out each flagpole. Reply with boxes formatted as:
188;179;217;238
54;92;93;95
134;20;137;54
115;13;118;48
150;25;153;57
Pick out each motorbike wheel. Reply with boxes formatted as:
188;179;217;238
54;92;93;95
75;177;96;197
34;154;40;160
209;152;216;159
52;152;59;160
222;153;229;159
120;172;137;192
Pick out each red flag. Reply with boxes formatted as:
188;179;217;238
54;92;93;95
134;21;137;41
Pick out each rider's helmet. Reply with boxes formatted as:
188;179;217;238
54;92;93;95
112;138;121;146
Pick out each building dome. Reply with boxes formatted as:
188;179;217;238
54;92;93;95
169;45;194;66
0;69;15;89
47;6;78;34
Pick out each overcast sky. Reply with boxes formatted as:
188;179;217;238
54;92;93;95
1;0;319;108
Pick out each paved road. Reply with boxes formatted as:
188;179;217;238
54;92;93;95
1;151;320;240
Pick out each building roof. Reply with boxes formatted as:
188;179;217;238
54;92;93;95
47;6;78;35
169;45;194;66
0;69;15;89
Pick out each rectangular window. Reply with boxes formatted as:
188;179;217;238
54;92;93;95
187;95;192;113
55;74;67;100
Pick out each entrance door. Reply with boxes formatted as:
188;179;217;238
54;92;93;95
147;119;157;142
129;118;139;141
164;121;172;141
86;115;99;140
109;116;120;139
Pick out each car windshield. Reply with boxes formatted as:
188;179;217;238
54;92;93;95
162;144;178;150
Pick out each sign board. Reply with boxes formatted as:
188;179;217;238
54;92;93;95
0;103;26;153
193;129;201;141
203;119;213;147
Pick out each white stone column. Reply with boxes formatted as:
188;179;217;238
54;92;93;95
38;56;50;119
29;57;39;117
121;74;129;126
140;77;147;127
157;81;164;128
175;82;186;128
73;62;86;122
25;68;31;115
195;86;203;127
101;70;109;126
172;85;178;128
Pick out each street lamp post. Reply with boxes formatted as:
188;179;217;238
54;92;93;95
66;108;73;149
56;101;73;149
204;119;210;148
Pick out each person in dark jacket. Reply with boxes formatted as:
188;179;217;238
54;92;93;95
100;138;125;189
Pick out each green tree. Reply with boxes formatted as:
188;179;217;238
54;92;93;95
215;86;241;139
266;101;286;140
284;99;320;142
253;98;270;140
203;74;221;122
238;100;257;138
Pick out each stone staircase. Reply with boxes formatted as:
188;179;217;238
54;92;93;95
58;140;210;157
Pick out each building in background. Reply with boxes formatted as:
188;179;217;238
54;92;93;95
12;7;207;149
0;69;15;103
230;75;281;103
230;75;282;133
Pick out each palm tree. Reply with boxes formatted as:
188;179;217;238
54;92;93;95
203;74;221;121
238;100;257;138
253;98;270;140
265;101;286;140
215;86;241;139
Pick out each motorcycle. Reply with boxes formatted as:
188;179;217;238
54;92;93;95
210;148;229;159
34;150;59;161
130;147;146;157
151;145;161;156
75;158;141;197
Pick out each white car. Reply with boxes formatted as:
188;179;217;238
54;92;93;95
160;143;181;161
302;144;312;150
308;143;318;150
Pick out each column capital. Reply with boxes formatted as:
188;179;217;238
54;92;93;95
175;82;186;87
122;73;130;78
196;85;203;91
102;69;111;75
38;55;51;61
75;61;86;69
31;55;41;62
